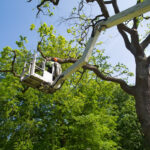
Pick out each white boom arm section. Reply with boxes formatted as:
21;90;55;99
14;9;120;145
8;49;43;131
53;0;150;88
100;0;150;29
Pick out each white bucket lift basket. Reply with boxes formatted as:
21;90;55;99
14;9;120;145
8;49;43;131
20;54;60;93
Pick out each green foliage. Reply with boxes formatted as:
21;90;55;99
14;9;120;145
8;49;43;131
0;75;118;150
0;74;145;149
137;0;144;3
112;87;146;150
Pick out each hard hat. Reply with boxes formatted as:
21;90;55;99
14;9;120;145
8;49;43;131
53;57;58;62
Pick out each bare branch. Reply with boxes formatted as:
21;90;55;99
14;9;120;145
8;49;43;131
75;69;86;86
36;0;49;17
48;57;77;64
79;0;85;12
37;41;47;59
141;34;150;50
91;15;104;25
96;0;109;18
85;0;110;18
27;0;60;16
112;0;120;13
104;1;112;4
142;16;150;20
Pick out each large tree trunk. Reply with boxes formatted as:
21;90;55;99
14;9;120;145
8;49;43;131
135;57;150;145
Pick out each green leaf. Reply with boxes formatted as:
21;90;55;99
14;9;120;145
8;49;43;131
30;24;35;30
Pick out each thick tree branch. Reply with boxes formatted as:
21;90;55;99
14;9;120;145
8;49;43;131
96;0;109;18
118;24;144;57
37;41;77;63
141;34;150;49
86;0;109;18
82;64;136;95
130;30;144;57
119;24;135;34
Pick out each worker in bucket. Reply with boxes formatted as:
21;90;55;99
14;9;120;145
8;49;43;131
46;58;62;81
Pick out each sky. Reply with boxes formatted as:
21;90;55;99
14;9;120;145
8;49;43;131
0;0;76;50
0;0;148;84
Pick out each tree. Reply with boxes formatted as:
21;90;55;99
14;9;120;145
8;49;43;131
1;0;150;147
25;0;150;145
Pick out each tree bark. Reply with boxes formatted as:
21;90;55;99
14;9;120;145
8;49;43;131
135;57;150;145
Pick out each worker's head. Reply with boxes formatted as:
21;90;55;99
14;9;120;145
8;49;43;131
52;57;58;62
